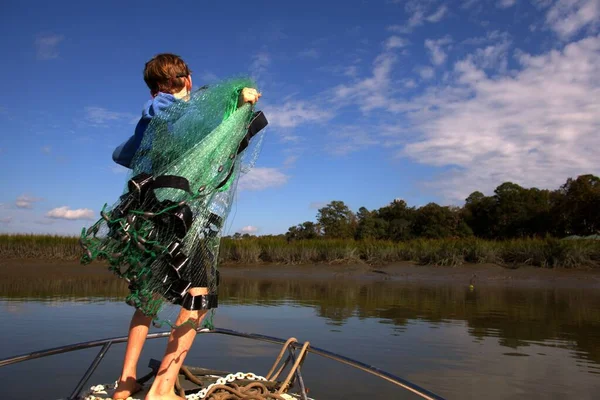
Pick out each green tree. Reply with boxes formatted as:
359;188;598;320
494;182;557;238
463;191;499;238
285;221;320;241
413;203;473;239
377;199;415;241
316;201;356;239
493;182;530;238
355;207;388;240
554;174;600;236
522;187;553;237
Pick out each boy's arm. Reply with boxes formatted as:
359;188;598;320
112;118;150;169
112;95;177;169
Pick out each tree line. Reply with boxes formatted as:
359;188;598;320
279;174;600;242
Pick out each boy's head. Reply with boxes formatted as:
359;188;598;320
144;53;192;97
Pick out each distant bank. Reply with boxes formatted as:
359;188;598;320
1;234;599;270
2;259;600;292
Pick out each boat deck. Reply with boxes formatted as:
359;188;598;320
81;359;306;399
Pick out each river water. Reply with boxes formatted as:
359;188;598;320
1;271;599;399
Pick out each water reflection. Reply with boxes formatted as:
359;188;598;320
2;272;599;368
223;278;600;366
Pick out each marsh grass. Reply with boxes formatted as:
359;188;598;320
2;234;599;268
0;234;82;260
0;276;128;300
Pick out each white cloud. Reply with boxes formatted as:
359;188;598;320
283;155;299;167
46;206;95;220
462;30;511;46
417;66;435;79
313;37;408;153
35;34;64;60
0;217;12;224
498;0;517;8
534;0;554;8
250;52;270;79
404;79;417;88
264;101;334;129
84;107;137;125
326;125;380;156
16;195;43;209
390;2;448;33
406;8;426;32
394;34;600;202
385;36;410;50
343;65;359;78
238;167;289;191
462;0;480;9
466;37;512;73
425;36;453;65
298;48;319;58
545;0;600;39
332;51;397;112
41;146;52;154
426;5;448;22
240;225;259;233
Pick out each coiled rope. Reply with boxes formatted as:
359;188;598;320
185;372;286;400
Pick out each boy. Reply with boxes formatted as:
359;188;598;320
111;53;261;400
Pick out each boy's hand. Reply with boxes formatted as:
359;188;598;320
238;87;261;107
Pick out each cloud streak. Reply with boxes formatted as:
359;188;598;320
385;36;410;50
240;225;259;233
264;101;334;129
35;33;64;60
16;195;43;209
389;2;449;33
305;27;599;205
395;34;600;202
426;5;448;22
84;107;137;126
498;0;517;8
332;51;398;113
545;0;600;39
238;167;289;191
250;52;271;79
326;125;380;155
46;206;95;220
425;36;453;65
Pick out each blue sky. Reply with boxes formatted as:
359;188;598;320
1;0;599;236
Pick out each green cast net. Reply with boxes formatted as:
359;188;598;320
79;78;267;328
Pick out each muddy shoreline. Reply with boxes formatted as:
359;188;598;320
1;258;600;289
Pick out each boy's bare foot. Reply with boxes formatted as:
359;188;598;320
113;377;143;399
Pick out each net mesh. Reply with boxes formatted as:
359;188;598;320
79;78;265;327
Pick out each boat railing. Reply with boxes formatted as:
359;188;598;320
0;327;445;400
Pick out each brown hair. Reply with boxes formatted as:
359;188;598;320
143;53;191;96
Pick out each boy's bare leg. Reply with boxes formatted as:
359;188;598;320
146;288;209;400
114;308;153;399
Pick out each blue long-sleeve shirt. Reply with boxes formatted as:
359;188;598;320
112;93;180;169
